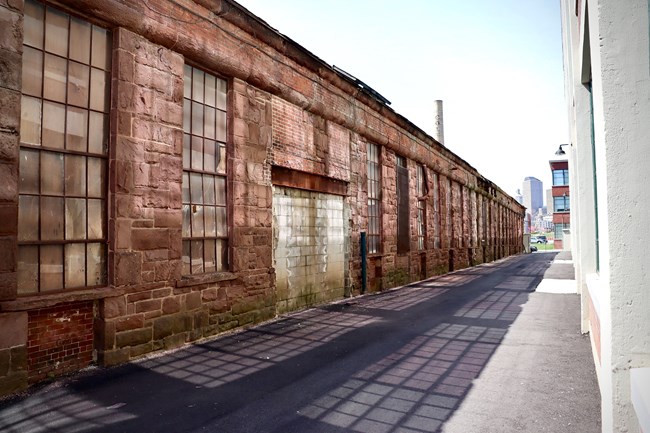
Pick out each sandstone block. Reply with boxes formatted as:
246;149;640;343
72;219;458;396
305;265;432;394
115;328;152;348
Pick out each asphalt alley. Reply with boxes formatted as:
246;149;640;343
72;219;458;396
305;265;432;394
0;252;600;433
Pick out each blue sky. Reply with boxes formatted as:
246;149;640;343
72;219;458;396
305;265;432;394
235;0;568;201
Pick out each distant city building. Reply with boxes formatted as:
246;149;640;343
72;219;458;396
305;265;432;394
515;189;524;205
546;189;554;215
522;177;543;216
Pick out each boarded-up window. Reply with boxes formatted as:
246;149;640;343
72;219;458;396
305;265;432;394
396;155;409;254
416;165;426;250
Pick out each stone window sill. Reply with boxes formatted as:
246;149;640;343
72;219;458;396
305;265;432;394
176;272;237;288
0;287;120;312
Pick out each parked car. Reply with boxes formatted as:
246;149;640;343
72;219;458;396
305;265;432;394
537;235;548;244
530;236;539;243
530;245;538;252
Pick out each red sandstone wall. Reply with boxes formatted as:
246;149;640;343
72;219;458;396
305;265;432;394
0;0;525;395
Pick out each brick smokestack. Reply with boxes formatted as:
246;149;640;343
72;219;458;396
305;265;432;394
433;100;444;145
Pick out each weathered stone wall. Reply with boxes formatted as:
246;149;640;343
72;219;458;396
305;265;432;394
0;0;525;396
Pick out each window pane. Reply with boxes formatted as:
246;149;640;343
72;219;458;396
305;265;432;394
45;6;68;57
216;110;226;142
192;69;204;103
203;175;215;205
22;46;43;97
87;242;106;285
215;176;226;205
217;144;226;174
204;106;216;140
183;100;191;134
191;136;203;170
66;106;88;151
65;154;87;196
20;96;42;145
216;207;227;237
204;206;216;237
182;172;190;203
90;68;109;112
204;239;216;273
24;0;44;49
43;101;66;149
205;74;216;107
19;148;40;194
217;78;227;110
41;151;64;195
87;157;104;198
183;134;191;169
204;140;216;173
182;204;191;237
69;17;91;64
191;205;204;237
40;244;63;291
43;53;67;103
182;240;190;275
65;198;87;240
190;172;203;204
18;195;39;241
41;196;64;240
87;198;104;239
183;65;192;99
216;239;227;271
191;101;203;136
17;246;39;294
63;61;83;108
65;243;86;288
88;112;108;155
91;26;110;70
191;240;204;274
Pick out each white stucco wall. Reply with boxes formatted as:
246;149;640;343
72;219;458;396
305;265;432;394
561;0;650;431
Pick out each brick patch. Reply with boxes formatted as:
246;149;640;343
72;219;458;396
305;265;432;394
27;301;94;383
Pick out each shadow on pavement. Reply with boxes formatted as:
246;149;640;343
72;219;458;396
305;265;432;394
0;253;558;433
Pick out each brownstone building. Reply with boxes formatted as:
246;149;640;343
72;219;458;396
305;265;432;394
0;0;525;395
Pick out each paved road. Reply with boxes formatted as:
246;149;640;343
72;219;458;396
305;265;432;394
0;252;600;433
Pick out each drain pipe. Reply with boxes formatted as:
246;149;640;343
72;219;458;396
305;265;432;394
360;232;367;294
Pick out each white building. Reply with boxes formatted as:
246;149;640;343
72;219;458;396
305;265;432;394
560;0;650;431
